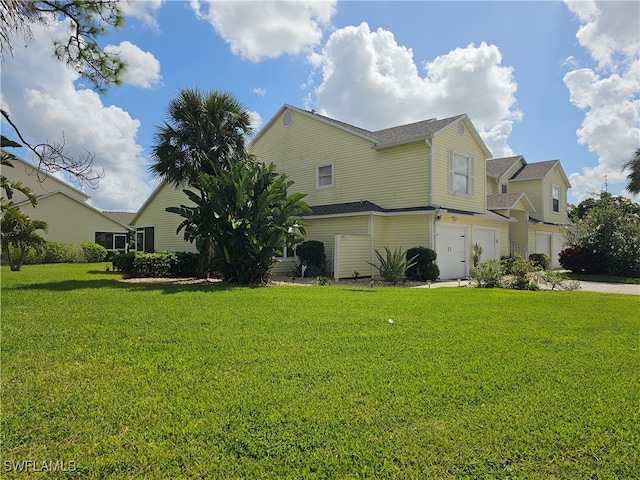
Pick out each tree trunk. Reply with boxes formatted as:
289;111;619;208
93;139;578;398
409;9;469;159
197;237;212;279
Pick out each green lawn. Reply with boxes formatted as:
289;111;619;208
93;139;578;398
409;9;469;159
2;264;639;479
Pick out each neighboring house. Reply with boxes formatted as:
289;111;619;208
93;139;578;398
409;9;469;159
131;104;572;279
3;154;131;252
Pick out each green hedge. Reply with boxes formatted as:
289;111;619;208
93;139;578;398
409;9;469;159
81;242;108;262
113;252;199;278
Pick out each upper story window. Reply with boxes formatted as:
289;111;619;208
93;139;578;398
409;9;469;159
450;151;473;196
317;163;333;189
552;185;560;212
501;183;508;194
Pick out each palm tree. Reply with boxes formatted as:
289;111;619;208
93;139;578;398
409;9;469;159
1;215;48;271
623;147;640;195
149;88;254;187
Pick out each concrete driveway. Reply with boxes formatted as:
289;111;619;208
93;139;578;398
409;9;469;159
416;279;640;295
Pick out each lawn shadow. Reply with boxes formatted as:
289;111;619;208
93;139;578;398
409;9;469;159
7;278;237;294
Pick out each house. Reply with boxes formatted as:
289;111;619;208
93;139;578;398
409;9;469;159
131;104;571;279
2;154;131;252
251;105;571;278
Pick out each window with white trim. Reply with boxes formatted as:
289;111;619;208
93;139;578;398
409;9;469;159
95;232;128;253
316;164;333;188
277;246;297;259
449;151;473;195
552;185;560;213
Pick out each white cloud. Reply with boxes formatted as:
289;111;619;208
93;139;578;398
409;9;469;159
105;41;162;88
1;20;151;211
563;0;640;201
120;0;164;32
248;110;263;132
308;23;521;157
251;87;266;97
190;0;337;61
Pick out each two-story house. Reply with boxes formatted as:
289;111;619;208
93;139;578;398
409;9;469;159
132;104;571;279
2;153;131;252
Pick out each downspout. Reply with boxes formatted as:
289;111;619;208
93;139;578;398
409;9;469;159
426;137;434;206
369;214;375;278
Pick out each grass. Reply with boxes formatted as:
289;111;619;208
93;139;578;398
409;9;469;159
565;272;640;285
2;263;639;479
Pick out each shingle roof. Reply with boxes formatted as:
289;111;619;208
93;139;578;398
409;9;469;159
511;160;559;181
102;211;136;226
487;193;535;212
305;201;436;217
486;156;523;178
371;115;466;145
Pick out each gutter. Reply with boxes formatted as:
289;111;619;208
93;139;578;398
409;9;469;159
425;137;434;206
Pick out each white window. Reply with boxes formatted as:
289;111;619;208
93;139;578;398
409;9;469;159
277;246;297;259
317;164;333;188
449;152;473;195
552;185;560;213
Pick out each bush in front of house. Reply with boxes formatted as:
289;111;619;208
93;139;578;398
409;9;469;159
558;245;607;274
368;246;417;285
405;246;440;282
170;252;199;277
21;241;80;264
470;259;504;288
500;254;522;275
105;249;119;262
112;252;136;274
131;252;174;278
81;242;108;262
295;240;328;277
528;253;551;271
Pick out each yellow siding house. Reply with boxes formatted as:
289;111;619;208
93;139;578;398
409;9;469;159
4;155;130;252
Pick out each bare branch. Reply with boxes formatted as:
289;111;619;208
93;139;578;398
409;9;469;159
1;108;104;188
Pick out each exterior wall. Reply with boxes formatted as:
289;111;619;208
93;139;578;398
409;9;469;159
432;119;487;213
133;182;197;253
5;158;89;204
542;167;570;224
334;234;372;279
251;108;430;210
380;214;432;251
509;211;529;255
510;179;542;216
20;194;127;246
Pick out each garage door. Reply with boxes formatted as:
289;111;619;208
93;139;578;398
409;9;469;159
552;234;564;269
473;227;498;263
535;233;551;256
436;225;467;279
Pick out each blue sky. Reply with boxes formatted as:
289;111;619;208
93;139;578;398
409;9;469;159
2;0;639;212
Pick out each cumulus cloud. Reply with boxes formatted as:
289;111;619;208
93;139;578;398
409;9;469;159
190;0;336;61
120;0;164;32
308;23;521;157
1;20;152;211
563;0;640;201
105;41;162;88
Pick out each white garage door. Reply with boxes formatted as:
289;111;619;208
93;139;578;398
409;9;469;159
535;233;551;256
436;225;467;279
473;227;498;263
552;234;564;269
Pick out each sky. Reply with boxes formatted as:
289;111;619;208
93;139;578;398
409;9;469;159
1;0;639;213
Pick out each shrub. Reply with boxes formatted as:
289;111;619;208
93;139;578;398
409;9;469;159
22;241;79;264
170;252;199;277
405;246;439;282
112;252;136;274
81;242;108;262
558;246;607;274
470;259;503;288
500;254;522;275
507;258;536;290
368;246;417;285
131;252;174;278
105;249;119;262
295;240;327;277
528;253;551;270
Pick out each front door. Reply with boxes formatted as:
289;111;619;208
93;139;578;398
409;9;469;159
436;225;467;279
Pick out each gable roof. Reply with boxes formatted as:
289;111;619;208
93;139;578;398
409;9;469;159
17;190;131;229
2;152;90;201
252;105;491;157
102;211;136;226
487;192;536;212
510;159;571;188
486;156;524;179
